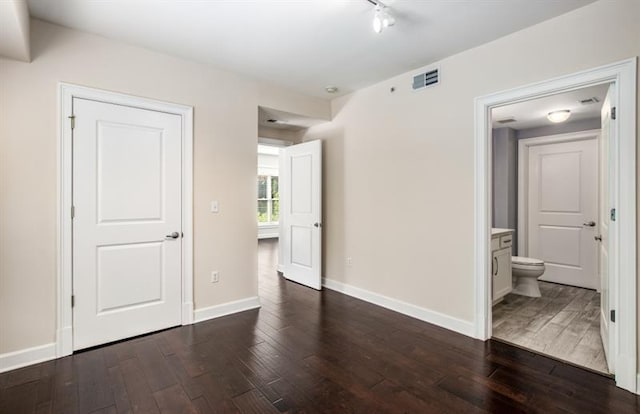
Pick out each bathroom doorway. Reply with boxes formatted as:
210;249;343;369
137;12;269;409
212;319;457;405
473;59;637;393
490;84;610;374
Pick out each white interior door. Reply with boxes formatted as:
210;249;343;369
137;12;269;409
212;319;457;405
599;85;615;373
279;140;322;290
73;98;182;350
527;138;598;289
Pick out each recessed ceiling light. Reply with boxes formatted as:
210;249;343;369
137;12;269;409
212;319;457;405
547;110;571;123
325;86;338;94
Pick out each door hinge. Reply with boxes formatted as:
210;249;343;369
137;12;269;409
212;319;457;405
610;208;616;222
610;309;616;323
71;205;75;219
71;295;75;308
68;115;76;129
611;107;616;120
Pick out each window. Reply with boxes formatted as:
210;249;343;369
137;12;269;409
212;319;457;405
258;175;279;223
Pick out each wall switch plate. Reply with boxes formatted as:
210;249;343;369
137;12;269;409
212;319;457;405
210;201;219;213
211;271;220;283
346;257;353;266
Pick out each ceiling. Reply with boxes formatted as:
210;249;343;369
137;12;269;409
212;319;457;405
491;83;609;130
25;0;594;98
0;1;30;61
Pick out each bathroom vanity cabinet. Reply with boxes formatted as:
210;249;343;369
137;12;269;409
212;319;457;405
491;229;513;303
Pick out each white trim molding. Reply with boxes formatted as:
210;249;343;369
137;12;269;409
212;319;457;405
323;278;475;337
57;83;194;357
193;297;261;323
516;129;601;256
0;343;56;374
474;58;637;393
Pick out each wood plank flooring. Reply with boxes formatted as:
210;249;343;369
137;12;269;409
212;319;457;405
0;238;638;413
493;281;608;374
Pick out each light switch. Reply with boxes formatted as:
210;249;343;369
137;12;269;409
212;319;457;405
210;200;219;213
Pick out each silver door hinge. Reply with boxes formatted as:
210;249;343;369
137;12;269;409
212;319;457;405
71;295;75;308
611;309;616;323
611;107;616;120
71;205;75;219
69;115;76;129
610;208;616;222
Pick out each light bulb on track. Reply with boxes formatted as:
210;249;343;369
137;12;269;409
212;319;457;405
372;3;394;34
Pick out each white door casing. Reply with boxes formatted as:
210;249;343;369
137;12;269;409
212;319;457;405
474;58;636;393
599;85;615;373
73;98;183;350
525;137;598;289
58;83;194;356
280;140;322;290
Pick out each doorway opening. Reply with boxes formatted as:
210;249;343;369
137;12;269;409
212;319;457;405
475;59;637;392
256;107;327;293
490;83;612;374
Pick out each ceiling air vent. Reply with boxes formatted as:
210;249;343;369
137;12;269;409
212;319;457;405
496;117;516;124
412;68;439;91
580;97;600;105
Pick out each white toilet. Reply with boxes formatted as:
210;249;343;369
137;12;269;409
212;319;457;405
511;256;545;297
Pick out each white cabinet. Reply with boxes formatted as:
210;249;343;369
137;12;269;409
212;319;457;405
493;247;512;301
491;229;513;302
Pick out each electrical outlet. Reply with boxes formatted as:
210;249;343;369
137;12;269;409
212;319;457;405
211;271;220;283
346;257;353;266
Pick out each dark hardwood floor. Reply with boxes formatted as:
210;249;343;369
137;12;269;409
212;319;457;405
1;238;638;413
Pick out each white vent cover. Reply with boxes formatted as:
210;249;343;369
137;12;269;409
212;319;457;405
412;68;439;90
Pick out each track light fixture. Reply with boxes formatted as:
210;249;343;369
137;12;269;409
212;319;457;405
369;1;395;34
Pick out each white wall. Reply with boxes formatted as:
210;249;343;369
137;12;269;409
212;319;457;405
0;19;329;355
302;0;640;343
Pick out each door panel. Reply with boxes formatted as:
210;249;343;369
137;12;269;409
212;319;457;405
73;98;182;350
280;140;322;290
97;122;164;222
528;138;598;289
96;242;164;313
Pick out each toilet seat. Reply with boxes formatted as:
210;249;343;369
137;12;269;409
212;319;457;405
512;256;544;266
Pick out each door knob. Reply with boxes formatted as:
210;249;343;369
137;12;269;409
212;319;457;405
313;222;322;228
165;232;180;239
595;235;602;242
583;221;596;227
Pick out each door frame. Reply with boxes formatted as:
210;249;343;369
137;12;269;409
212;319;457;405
516;130;600;257
473;58;637;393
56;83;194;357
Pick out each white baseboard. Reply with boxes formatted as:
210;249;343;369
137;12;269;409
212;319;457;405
322;278;475;338
0;343;57;374
193;296;261;324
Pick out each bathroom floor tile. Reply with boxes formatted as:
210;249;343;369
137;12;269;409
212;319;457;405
492;281;608;374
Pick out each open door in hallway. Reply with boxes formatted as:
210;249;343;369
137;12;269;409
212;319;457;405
279;140;322;290
599;84;615;374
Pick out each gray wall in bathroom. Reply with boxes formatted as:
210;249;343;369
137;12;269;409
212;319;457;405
492;127;518;253
492;117;601;256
